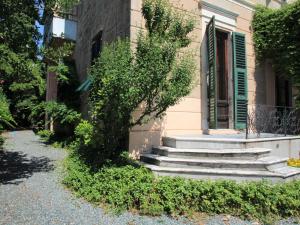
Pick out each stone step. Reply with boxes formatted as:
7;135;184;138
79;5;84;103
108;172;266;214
143;164;300;182
140;154;288;171
152;146;271;160
163;136;248;149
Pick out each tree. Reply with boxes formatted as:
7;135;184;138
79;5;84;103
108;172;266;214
0;0;40;57
42;0;80;20
0;0;45;126
88;0;196;161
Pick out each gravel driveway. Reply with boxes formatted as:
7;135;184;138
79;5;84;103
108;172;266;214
0;130;299;225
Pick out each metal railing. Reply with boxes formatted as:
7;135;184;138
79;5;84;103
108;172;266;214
246;104;300;139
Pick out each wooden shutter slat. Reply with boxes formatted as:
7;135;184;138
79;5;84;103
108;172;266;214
206;16;217;129
233;32;248;129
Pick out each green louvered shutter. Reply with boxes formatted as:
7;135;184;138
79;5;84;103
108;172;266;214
232;32;248;129
207;16;217;129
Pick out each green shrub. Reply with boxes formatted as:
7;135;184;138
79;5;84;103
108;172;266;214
37;129;54;142
63;152;300;223
74;120;93;147
0;89;15;131
88;0;196;161
30;101;81;132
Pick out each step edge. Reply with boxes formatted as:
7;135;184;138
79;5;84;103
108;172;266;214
144;165;288;177
141;154;287;165
153;146;272;154
163;136;300;143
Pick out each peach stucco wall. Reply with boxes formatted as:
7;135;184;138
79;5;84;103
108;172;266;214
128;0;284;157
129;0;203;157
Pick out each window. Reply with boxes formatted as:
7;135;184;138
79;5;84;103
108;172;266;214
275;76;292;107
206;16;248;129
91;31;103;63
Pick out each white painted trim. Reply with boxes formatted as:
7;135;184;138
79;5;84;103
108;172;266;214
201;3;237;37
202;1;239;19
202;15;236;32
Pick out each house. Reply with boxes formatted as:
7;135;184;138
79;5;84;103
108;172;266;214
45;0;300;181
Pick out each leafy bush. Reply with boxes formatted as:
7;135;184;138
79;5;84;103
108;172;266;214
37;129;54;142
63;152;300;223
0;89;15;130
89;0;196;161
74;120;93;147
252;1;300;103
30;101;81;131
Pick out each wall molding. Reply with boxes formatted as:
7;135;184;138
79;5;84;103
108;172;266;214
201;1;239;19
201;1;238;31
226;0;256;11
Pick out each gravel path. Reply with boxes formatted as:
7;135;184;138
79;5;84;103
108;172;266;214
0;130;299;225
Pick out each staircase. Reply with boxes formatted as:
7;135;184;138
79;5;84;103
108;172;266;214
140;136;300;182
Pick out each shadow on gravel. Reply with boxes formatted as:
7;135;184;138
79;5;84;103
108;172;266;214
0;150;54;185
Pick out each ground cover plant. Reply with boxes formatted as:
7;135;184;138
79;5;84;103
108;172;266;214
63;145;300;224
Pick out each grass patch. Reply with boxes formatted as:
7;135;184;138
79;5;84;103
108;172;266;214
63;149;300;224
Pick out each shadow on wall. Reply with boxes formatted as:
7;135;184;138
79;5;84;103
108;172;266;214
129;116;166;159
0;150;54;185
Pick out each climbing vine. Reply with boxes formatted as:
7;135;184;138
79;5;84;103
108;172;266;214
252;0;300;102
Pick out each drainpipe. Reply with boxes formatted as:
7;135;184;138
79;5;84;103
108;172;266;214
246;100;249;139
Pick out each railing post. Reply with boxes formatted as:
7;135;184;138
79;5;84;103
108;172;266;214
284;107;287;136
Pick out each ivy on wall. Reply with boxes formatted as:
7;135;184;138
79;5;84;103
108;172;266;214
252;0;300;100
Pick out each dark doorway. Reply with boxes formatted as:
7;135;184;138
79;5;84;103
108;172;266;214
216;30;229;128
275;76;292;107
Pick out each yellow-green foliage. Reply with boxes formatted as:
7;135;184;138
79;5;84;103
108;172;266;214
74;120;93;146
288;159;300;168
